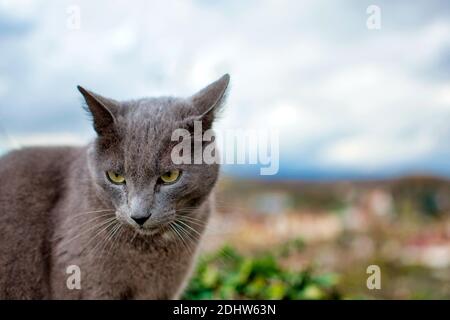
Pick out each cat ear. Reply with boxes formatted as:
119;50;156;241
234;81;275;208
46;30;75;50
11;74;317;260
189;74;230;129
77;86;117;136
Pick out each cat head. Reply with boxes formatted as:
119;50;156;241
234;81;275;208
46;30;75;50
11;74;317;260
78;74;229;235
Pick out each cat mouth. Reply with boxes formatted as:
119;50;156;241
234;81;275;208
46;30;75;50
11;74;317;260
118;212;174;237
134;224;168;236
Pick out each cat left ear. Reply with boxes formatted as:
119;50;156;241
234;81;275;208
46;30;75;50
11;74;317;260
77;86;118;136
189;74;230;129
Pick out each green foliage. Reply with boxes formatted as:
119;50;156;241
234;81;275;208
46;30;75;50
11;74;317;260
183;245;340;300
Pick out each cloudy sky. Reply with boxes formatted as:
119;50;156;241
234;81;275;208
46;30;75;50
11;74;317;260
0;0;449;179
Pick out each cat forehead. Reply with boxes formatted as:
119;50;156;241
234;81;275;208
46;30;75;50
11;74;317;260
113;98;189;159
119;97;192;122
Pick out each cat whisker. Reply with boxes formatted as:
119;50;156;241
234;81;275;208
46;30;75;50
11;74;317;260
61;213;116;240
175;219;206;230
169;222;191;254
167;223;183;251
67;209;115;220
91;220;121;256
98;222;121;255
112;225;125;251
174;209;200;215
175;215;222;234
94;222;122;265
175;207;200;214
175;214;207;224
175;219;203;239
172;221;198;253
175;206;200;211
80;218;118;256
180;223;202;245
167;223;182;250
64;211;114;225
76;208;115;214
105;223;123;257
58;216;116;246
175;217;229;241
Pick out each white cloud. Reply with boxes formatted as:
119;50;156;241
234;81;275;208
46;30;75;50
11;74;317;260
321;132;436;171
0;133;87;149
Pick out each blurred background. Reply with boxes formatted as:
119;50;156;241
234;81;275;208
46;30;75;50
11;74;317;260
0;0;449;299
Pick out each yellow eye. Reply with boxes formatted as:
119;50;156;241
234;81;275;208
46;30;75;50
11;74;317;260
160;170;181;184
106;171;126;184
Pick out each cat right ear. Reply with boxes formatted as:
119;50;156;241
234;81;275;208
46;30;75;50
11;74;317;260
77;86;117;136
188;74;230;129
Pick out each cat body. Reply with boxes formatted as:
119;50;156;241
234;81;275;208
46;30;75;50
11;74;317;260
0;75;229;299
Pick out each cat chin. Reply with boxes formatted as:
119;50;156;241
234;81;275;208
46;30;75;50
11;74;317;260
134;227;159;236
133;225;171;239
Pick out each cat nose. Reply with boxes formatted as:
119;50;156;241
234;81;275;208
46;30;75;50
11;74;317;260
131;216;150;226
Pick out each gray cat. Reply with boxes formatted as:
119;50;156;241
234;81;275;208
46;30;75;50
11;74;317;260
0;74;230;299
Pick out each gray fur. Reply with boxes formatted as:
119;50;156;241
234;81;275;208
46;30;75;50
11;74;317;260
0;74;230;299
